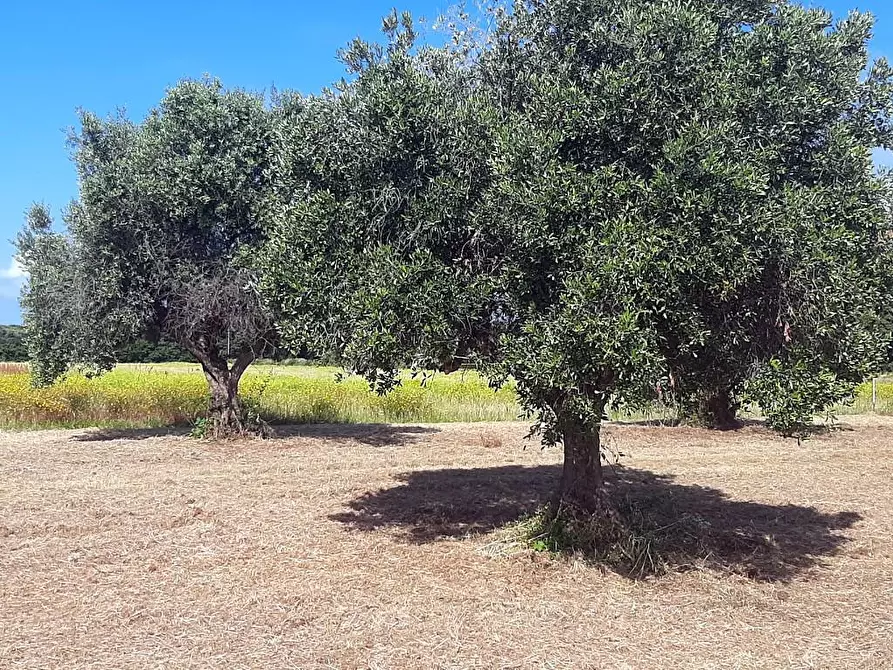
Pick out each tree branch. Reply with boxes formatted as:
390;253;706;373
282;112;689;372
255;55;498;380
230;346;256;381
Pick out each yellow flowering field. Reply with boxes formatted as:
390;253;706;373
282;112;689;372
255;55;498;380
0;364;521;429
840;378;893;415
0;361;888;430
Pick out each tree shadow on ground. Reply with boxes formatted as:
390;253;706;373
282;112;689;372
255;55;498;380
330;465;860;581
71;426;190;442
71;423;439;447
272;423;440;447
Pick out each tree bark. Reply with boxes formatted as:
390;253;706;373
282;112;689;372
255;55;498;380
699;388;739;430
553;401;615;520
187;340;256;437
205;367;246;437
558;419;607;514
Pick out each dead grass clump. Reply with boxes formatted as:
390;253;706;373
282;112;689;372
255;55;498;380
479;432;504;449
507;502;672;578
0;362;28;375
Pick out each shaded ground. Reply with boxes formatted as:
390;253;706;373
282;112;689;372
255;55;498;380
332;464;860;581
1;420;892;668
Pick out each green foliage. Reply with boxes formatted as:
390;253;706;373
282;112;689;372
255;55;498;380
189;416;210;439
0;326;29;362
116;338;191;364
744;357;854;436
260;12;499;390
63;77;274;364
260;0;893;454
18;79;276;433
17;204;84;385
479;0;892;439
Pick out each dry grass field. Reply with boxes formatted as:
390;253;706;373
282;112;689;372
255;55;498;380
2;419;892;669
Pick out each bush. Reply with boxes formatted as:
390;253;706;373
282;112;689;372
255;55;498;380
0;326;29;362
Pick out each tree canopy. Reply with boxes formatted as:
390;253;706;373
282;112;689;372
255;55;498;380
18;79;274;435
259;0;893;520
260;13;499;392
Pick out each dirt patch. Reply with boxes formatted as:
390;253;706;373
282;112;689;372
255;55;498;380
1;421;891;668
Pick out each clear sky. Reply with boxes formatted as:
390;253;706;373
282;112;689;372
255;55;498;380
0;0;891;324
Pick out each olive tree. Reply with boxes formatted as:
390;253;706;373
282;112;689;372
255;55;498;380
17;204;83;385
261;12;500;388
18;79;274;435
476;0;893;506
263;1;893;524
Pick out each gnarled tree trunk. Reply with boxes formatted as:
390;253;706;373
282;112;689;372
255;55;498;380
188;339;256;437
203;364;247;437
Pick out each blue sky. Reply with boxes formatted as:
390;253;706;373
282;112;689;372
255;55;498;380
0;0;891;324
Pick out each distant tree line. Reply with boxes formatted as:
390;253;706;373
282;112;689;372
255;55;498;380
115;338;190;363
0;326;28;362
0;325;187;363
0;324;311;365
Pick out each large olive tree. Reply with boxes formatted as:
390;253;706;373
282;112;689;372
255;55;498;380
18;79;274;435
475;0;893;507
263;1;893;523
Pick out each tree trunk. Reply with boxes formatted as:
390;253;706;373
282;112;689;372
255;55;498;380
554;409;615;520
205;367;246;437
700;388;739;430
542;397;626;555
188;341;256;438
559;420;606;514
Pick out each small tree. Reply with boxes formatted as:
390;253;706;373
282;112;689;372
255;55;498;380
18;79;274;436
17;204;83;385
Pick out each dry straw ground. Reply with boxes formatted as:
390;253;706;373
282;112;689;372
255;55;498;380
1;419;892;669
